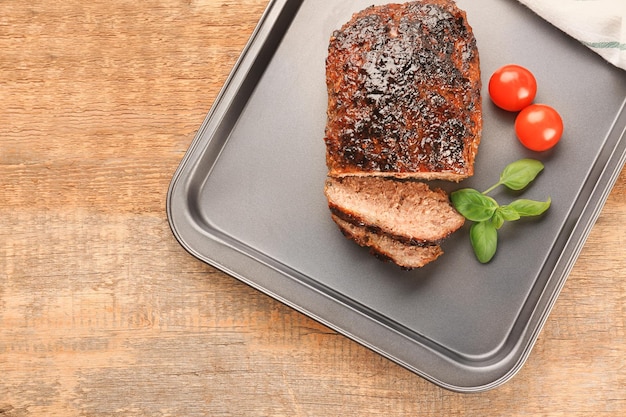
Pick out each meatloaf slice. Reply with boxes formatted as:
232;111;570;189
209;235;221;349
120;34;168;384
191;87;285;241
331;214;444;269
324;0;481;181
324;176;464;244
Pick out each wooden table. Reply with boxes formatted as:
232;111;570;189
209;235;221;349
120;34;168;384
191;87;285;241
1;1;625;415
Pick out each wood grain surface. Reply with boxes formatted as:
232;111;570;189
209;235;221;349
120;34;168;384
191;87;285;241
1;1;625;415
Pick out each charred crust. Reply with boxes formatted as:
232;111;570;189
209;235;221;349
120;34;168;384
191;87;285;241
325;0;481;179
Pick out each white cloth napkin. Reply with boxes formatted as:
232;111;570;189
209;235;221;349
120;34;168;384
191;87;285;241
517;0;626;71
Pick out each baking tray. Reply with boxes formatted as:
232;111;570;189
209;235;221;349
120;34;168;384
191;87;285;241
166;0;626;392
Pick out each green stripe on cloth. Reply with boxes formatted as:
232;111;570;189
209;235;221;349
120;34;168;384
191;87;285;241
583;41;626;50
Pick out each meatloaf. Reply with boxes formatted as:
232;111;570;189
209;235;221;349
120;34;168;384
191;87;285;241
324;0;481;182
331;214;444;269
325;176;464;245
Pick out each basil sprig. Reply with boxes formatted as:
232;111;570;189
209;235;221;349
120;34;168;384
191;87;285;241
451;159;551;263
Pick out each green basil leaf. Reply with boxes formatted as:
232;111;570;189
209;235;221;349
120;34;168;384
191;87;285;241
499;159;544;191
450;188;499;222
508;197;551;217
470;221;498;263
491;210;505;230
497;204;522;222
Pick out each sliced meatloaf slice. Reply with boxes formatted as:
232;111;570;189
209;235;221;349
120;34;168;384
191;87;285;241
331;214;443;269
324;176;465;245
324;0;482;181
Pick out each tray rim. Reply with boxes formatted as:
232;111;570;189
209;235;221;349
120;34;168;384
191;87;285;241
166;0;626;392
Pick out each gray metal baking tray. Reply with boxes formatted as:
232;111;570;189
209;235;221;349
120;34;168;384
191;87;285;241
166;0;626;392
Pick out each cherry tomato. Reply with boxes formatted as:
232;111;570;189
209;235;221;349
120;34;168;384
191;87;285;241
515;104;563;151
488;64;537;111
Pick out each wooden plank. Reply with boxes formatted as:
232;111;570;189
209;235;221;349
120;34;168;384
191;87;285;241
1;1;624;415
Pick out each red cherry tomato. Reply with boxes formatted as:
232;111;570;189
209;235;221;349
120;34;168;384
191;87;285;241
488;64;537;111
515;104;563;151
